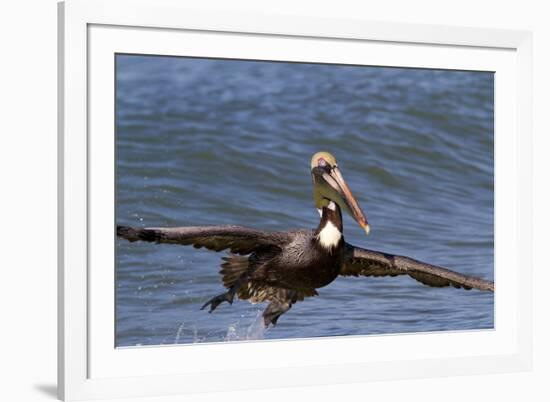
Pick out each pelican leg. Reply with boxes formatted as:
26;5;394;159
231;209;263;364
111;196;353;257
200;289;235;313
262;300;292;327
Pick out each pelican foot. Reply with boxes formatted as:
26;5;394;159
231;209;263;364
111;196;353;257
200;291;235;313
262;300;292;327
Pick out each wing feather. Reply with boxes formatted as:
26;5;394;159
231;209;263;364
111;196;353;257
117;225;289;255
237;283;318;304
341;244;494;292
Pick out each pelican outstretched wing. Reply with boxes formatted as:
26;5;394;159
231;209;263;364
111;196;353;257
341;244;494;291
117;225;291;255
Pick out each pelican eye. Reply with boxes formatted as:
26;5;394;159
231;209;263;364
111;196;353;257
318;158;328;167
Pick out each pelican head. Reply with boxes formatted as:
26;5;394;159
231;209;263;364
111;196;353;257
311;151;370;235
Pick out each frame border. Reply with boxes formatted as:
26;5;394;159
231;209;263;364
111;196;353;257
58;0;532;400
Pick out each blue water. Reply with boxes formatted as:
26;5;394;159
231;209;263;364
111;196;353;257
115;54;494;347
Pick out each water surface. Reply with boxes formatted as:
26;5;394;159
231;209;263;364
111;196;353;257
115;55;494;347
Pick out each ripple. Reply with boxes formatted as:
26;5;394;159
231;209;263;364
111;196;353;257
115;55;494;347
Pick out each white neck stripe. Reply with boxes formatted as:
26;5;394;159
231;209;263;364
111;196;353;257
318;221;342;249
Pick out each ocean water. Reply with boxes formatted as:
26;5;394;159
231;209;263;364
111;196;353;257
115;55;494;347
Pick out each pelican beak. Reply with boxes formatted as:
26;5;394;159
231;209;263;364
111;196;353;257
312;166;370;235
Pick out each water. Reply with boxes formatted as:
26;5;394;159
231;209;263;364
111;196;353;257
115;55;494;347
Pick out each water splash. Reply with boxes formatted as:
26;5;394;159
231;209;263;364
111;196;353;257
246;310;267;340
173;311;267;344
174;321;185;344
224;309;267;342
175;321;210;344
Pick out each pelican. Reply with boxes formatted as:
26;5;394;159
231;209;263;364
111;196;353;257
117;151;494;327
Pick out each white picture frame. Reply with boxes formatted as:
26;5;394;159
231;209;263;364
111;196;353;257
58;0;533;400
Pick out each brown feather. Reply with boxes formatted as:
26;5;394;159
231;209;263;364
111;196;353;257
117;225;290;255
220;254;318;303
341;243;494;291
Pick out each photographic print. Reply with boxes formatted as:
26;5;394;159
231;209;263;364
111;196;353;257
115;54;494;347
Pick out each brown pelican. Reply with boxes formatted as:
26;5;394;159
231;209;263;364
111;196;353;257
117;151;494;327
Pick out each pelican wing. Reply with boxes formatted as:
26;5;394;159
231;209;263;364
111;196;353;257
117;225;290;255
341;244;494;291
